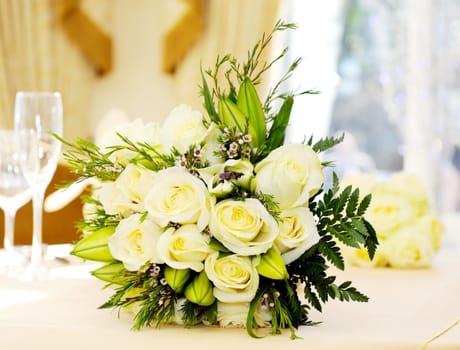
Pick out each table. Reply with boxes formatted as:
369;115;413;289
1;216;459;350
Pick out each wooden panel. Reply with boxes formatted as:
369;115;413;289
0;164;83;247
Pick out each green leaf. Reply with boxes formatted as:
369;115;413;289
342;222;366;246
265;95;293;151
184;271;215;306
200;66;219;123
334;185;351;217
363;219;379;260
328;224;360;248
91;261;126;284
256;246;289;280
317;236;344;270
246;287;267;338
312;133;344;153
237;78;266;147
328;281;369;303
351;217;369;237
209;237;230;253
346;188;360;217
218;97;247;133
303;283;322;312
164;267;191;293
357;193;372;216
70;226;115;262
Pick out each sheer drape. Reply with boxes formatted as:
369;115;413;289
0;0;103;141
174;0;280;108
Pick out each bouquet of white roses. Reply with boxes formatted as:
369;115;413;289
62;21;378;338
341;172;444;269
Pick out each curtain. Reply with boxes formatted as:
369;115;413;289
173;0;280;109
0;0;107;141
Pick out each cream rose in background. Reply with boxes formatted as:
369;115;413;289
144;166;212;231
341;172;444;268
209;198;278;256
115;163;156;209
383;227;435;268
96;163;156;216
97;181;136;217
108;214;164;271
101;118;162;166
254;143;324;210
160;104;209;154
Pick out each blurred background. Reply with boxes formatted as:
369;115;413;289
0;0;459;245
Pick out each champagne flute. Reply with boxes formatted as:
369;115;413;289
14;92;63;275
0;129;33;274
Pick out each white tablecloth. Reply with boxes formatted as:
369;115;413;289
1;216;460;350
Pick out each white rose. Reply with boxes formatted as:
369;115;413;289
341;244;388;268
275;207;320;264
416;213;444;251
366;186;423;239
161;104;208;154
108;214;163;271
216;300;272;328
97;181;135;217
384;173;430;214
217;302;249;328
116;164;156;211
255;143;323;210
205;253;259;303
199;159;254;197
209;198;278;256
157;224;213;272
144;167;212;231
340;173;378;197
102;118;162;165
382;228;435;268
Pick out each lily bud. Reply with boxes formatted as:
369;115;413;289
91;262;126;284
256;246;289;280
184;271;215;306
164;266;191;293
71;226;116;262
237;79;266;147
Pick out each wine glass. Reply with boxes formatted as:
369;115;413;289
14;92;63;276
0;129;33;274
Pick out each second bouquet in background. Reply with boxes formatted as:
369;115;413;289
341;172;444;268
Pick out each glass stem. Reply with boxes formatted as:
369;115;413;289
30;189;45;268
3;207;16;256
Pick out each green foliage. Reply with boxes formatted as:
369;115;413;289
180;300;217;326
309;133;345;153
56;134;121;182
112;133;176;170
